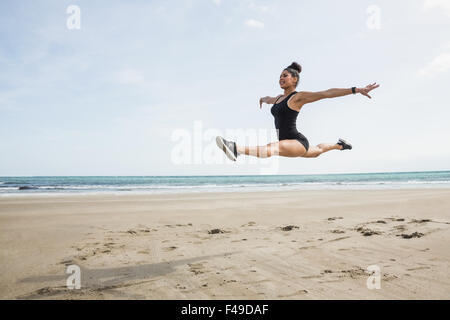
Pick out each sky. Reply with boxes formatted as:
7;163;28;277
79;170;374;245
1;0;450;176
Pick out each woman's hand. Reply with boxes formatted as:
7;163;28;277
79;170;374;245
259;97;267;109
357;83;380;99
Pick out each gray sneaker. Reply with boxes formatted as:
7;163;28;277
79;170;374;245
216;136;238;161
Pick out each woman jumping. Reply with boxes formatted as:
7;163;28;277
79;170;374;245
216;61;379;161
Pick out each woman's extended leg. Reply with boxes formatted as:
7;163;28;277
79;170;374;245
302;143;342;158
236;140;307;158
218;136;351;160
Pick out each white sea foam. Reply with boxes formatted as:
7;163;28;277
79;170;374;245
1;182;450;198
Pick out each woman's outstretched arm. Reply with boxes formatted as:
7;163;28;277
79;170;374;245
292;83;380;107
259;95;283;108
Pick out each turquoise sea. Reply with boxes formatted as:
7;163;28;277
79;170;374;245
0;171;449;196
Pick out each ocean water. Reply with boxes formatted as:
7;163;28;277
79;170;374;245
0;171;449;196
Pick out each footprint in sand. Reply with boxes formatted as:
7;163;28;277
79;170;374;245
208;228;227;234
327;217;343;221
231;239;248;242
280;225;299;231
322;267;398;282
165;223;193;228
397;232;424;239
322;267;367;279
124;228;154;235
188;262;205;275
208;228;223;234
163;246;178;252
59;259;75;266
393;225;407;232
409;219;432;224
385;217;405;222
376;218;438;239
299;245;316;250
330;229;346;234
356;226;382;236
103;242;116;248
383;274;398;281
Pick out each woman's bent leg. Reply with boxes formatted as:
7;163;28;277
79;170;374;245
303;143;342;158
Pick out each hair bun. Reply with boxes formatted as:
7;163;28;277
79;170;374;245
287;62;302;74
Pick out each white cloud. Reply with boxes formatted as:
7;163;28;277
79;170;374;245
212;0;221;5
418;52;450;77
423;0;450;16
245;19;264;29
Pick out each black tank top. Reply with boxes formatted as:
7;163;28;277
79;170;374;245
270;91;301;141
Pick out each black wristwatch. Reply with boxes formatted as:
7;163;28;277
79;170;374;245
351;87;356;94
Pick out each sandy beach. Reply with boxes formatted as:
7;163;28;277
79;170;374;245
1;189;449;300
